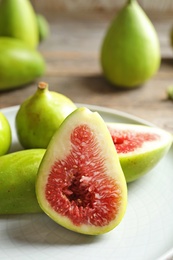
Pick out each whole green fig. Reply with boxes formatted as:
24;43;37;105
0;149;45;214
0;111;11;155
15;82;77;149
0;0;38;48
36;14;50;43
0;37;45;91
170;25;173;48
100;0;160;88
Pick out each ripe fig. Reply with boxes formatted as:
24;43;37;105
0;111;11;156
0;149;45;214
0;0;39;48
167;85;173;100
36;107;127;235
107;123;173;182
100;0;160;88
36;14;49;43
15;82;77;149
170;25;173;49
0;37;45;91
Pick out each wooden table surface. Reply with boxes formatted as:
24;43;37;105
0;11;173;133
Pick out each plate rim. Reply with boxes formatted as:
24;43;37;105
1;103;156;127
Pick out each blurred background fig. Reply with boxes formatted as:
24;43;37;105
0;37;45;91
36;13;50;43
0;0;39;48
100;0;161;88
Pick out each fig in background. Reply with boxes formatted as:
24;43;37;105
100;0;161;88
0;0;39;48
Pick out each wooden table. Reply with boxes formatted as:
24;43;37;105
0;11;173;133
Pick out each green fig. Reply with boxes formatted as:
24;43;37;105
170;26;173;48
167;85;173;100
36;14;49;43
107;123;173;182
36;107;127;235
100;0;161;88
0;111;11;155
0;0;39;48
0;37;45;91
0;149;45;214
15;82;77;149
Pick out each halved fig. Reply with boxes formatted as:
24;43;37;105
107;123;173;182
36;107;127;235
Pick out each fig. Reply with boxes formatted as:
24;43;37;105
0;149;45;214
107;123;173;182
15;82;77;149
36;14;49;43
36;107;127;235
0;37;45;91
167;85;173;100
100;0;160;88
0;0;38;48
170;25;173;49
0;111;11;156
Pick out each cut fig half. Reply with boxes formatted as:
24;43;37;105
106;123;173;183
36;107;127;235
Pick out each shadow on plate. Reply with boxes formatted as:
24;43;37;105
0;213;102;246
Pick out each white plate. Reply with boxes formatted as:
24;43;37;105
0;105;173;260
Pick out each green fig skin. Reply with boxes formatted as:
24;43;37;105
167;85;173;100
170;26;173;49
36;14;50;43
0;37;45;91
0;149;45;214
106;123;173;182
0;0;39;48
100;0;161;88
15;82;77;149
0;112;12;156
120;145;172;183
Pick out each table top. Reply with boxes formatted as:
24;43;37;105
0;12;173;133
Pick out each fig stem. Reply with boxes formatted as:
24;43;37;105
38;82;48;90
